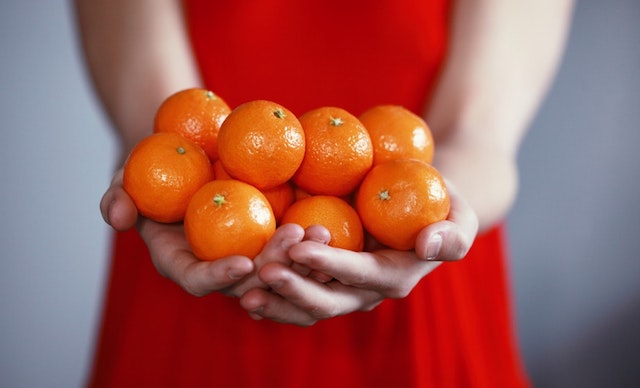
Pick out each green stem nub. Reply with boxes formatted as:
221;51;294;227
378;189;391;201
330;116;344;126
176;146;186;155
213;193;227;207
273;108;286;119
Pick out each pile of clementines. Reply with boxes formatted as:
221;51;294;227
123;88;450;261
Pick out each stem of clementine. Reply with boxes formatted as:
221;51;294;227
273;108;286;119
378;190;391;201
213;193;227;207
330;116;344;126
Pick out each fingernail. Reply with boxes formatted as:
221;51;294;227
249;309;264;321
426;233;443;261
251;306;264;314
268;280;283;290
104;199;116;225
228;269;245;280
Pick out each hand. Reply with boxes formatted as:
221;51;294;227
239;181;478;326
100;168;332;297
100;168;256;296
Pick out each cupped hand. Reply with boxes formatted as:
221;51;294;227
100;167;336;299
99;168;259;296
239;181;478;326
100;168;478;326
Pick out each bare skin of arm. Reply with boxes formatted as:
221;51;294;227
78;0;573;326
76;0;257;292
427;0;575;231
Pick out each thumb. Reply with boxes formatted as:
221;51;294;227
100;169;138;231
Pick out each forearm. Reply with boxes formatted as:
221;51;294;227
434;142;518;232
426;0;574;231
74;0;201;157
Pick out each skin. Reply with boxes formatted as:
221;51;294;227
76;0;574;326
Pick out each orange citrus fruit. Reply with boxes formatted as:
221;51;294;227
123;132;215;223
184;179;276;261
153;87;231;162
355;159;450;250
261;181;295;224
281;195;364;251
217;100;305;190
293;185;312;202
358;104;435;166
213;159;293;222
293;106;373;197
212;159;232;180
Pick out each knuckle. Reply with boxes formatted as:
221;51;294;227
341;272;367;288
177;266;209;297
438;227;473;261
296;319;318;328
387;286;411;299
383;281;415;299
180;279;206;297
452;234;472;260
361;300;382;312
309;301;340;321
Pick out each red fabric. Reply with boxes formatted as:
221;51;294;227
88;1;530;387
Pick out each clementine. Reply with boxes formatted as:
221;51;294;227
123;132;214;223
217;100;305;190
261;181;295;224
153;87;231;162
293;106;373;197
212;158;291;222
184;179;276;261
358;104;435;166
212;159;232;180
281;195;364;251
355;159;449;250
293;185;312;202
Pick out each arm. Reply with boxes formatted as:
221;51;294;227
241;0;575;325
76;0;263;294
427;0;575;231
74;0;201;155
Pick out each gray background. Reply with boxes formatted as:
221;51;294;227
1;1;638;387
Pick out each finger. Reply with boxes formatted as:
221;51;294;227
415;181;479;262
245;262;382;324
139;219;254;297
100;187;139;231
301;224;331;244
289;262;334;284
307;270;333;283
254;223;306;267
285;224;330;279
289;242;439;298
240;287;317;326
232;223;306;294
100;169;138;231
289;241;383;285
300;224;333;282
167;251;256;297
260;263;382;319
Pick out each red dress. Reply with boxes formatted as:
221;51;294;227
88;1;530;387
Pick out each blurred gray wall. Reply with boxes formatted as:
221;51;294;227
508;0;640;386
0;1;116;387
0;1;638;387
